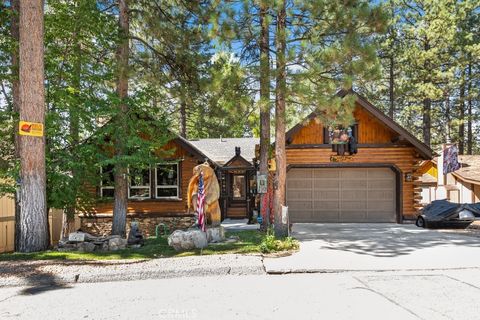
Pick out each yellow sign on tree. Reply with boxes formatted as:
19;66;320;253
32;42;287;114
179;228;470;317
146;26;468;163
19;121;44;137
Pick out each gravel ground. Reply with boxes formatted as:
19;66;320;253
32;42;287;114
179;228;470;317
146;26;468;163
0;254;265;288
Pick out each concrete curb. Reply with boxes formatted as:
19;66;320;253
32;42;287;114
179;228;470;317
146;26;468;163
0;255;266;288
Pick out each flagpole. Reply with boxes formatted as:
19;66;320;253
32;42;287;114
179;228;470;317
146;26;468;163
436;144;447;200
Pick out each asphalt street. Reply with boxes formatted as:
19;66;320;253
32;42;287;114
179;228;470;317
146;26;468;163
3;224;480;319
2;270;480;320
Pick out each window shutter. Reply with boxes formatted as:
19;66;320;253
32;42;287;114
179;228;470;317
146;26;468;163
323;126;329;144
353;123;359;140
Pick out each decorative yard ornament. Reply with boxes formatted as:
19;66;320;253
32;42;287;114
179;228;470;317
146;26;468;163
187;163;221;229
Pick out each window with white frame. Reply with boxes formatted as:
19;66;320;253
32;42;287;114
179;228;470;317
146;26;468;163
100;164;115;198
128;167;151;199
155;163;179;198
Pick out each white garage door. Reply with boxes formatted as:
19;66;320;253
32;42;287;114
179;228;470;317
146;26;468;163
287;167;396;223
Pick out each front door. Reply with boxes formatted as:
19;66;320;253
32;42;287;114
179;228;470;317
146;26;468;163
226;173;247;218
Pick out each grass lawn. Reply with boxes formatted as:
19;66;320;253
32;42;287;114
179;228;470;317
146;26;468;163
0;230;298;262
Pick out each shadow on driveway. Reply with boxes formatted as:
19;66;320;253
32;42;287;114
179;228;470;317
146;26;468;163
292;223;480;258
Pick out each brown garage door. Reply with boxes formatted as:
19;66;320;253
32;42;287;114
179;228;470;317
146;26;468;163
287;168;396;223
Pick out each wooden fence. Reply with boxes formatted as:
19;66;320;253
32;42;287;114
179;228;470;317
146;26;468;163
0;194;15;253
0;195;66;253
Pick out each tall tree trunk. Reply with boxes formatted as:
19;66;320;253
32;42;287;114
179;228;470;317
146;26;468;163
388;54;394;119
388;3;395;119
112;0;129;237
273;1;287;237
9;0;21;251
467;63;473;155
422;97;431;147
17;0;48;252
62;2;81;238
422;40;431;147
258;0;270;228
180;98;187;138
458;71;465;155
445;93;451;143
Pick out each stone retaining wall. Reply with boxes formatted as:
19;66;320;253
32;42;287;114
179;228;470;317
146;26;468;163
80;215;195;237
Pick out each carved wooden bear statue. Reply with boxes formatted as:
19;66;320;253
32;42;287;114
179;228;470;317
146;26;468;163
187;163;221;227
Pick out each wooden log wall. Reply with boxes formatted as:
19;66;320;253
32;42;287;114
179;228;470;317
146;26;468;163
290;104;398;145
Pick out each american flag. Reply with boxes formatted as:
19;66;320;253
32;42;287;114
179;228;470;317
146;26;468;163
197;172;206;232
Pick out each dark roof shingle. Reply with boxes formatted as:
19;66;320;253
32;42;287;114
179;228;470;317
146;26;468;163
188;138;259;165
454;155;480;184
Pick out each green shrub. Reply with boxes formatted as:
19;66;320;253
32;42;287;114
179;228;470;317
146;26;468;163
260;227;299;253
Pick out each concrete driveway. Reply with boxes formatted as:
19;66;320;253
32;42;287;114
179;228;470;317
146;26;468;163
264;223;480;273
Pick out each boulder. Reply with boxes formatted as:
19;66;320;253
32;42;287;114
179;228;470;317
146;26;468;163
108;237;128;251
206;226;225;243
168;229;208;251
77;242;96;253
57;243;78;252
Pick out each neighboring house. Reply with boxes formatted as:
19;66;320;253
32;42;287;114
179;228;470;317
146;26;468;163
418;156;480;205
282;89;433;223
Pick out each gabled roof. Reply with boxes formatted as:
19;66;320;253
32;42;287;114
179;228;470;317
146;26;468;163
224;153;253;167
173;135;214;164
79;112;215;165
285;89;433;159
188;138;259;166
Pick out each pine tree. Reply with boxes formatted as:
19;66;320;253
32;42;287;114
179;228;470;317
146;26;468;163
17;0;49;252
258;0;271;229
273;0;288;237
112;0;130;237
396;0;457;147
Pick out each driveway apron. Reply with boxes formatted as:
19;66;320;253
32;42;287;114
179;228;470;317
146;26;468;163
264;223;480;273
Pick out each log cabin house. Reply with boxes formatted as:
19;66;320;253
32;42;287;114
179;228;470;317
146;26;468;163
80;89;433;236
80;136;259;236
282;89;433;223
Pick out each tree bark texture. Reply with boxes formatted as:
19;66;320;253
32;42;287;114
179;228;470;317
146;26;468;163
422;40;431;147
388;54;394;119
422;97;431;147
259;0;270;229
62;3;82;238
112;0;129;237
458;73;465;154
467;63;473;155
444;92;451;143
180;99;187;138
388;4;395;120
17;0;49;252
273;1;288;237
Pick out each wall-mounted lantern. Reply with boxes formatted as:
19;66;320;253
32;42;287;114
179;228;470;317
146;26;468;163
405;172;413;182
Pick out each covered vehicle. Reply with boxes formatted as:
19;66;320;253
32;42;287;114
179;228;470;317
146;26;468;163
416;200;480;229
